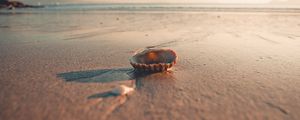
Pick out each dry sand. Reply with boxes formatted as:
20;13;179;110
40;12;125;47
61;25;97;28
0;11;300;120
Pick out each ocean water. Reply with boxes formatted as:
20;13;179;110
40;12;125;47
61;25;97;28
1;3;300;13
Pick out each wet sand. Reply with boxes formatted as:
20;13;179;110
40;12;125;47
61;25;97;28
0;11;300;120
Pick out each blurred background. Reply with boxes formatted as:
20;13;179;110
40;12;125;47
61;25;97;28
12;0;300;8
16;0;300;5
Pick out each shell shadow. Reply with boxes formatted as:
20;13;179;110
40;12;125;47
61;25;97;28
57;67;174;99
57;67;166;83
88;91;119;99
58;68;133;83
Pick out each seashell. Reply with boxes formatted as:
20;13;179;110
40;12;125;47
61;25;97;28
129;49;177;72
111;85;134;96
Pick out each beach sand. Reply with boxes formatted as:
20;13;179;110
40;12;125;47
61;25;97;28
0;11;300;120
